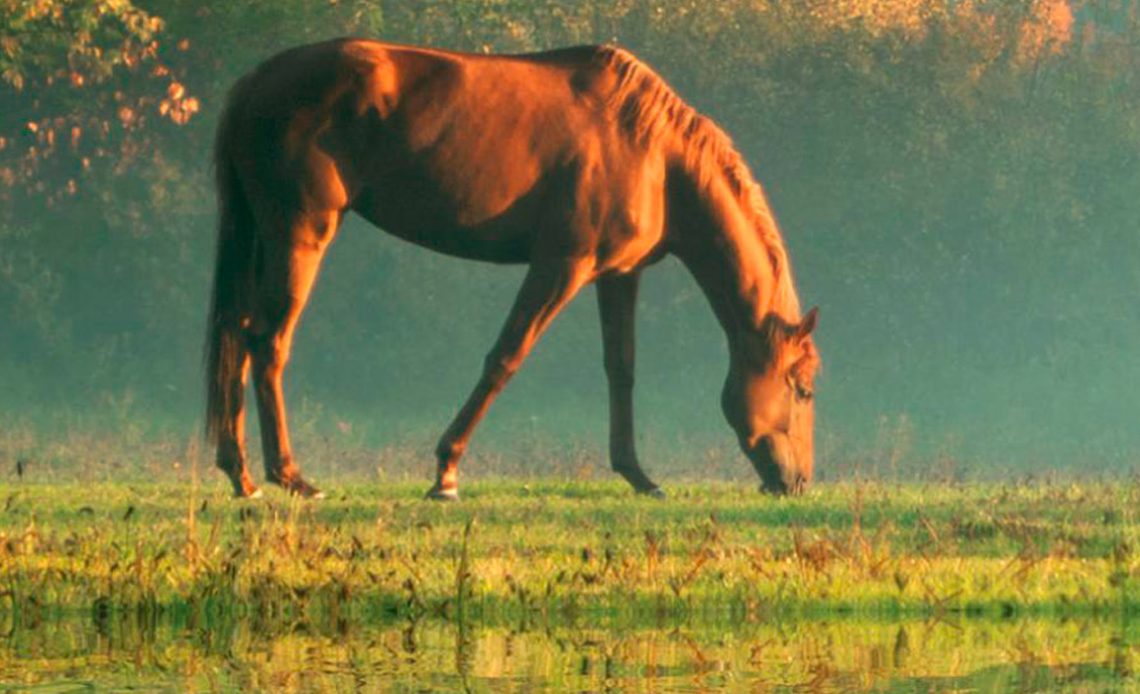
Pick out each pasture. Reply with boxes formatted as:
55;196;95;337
2;479;1137;620
2;478;1138;689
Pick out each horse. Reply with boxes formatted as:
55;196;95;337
205;39;820;500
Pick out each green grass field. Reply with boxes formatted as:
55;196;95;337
2;478;1138;625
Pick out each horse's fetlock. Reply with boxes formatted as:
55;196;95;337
436;439;465;462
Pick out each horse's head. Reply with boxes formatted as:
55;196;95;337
721;307;820;495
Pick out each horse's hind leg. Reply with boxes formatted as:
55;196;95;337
596;273;662;497
428;258;594;500
217;357;260;497
248;209;341;499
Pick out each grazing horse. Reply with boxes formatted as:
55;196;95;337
205;40;820;500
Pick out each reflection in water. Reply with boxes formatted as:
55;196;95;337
0;614;1136;691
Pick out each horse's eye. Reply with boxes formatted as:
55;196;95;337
786;373;813;401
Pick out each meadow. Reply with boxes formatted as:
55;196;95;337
1;475;1139;690
2;477;1137;623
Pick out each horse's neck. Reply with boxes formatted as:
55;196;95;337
672;175;794;344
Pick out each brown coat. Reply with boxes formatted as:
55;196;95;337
205;40;819;499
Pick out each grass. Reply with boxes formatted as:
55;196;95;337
2;477;1139;690
1;478;1138;627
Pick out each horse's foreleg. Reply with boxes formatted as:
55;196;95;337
248;211;340;499
597;273;662;497
428;259;593;500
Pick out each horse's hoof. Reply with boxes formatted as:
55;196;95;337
233;486;263;500
282;478;324;500
638;486;666;500
425;486;460;502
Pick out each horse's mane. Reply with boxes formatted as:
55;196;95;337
593;46;801;319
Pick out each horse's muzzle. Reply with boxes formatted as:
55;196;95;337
746;433;808;496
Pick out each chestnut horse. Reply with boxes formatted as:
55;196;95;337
205;40;820;500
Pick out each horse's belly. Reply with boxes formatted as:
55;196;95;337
382;221;531;264
350;189;532;263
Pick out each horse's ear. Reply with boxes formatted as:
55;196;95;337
796;307;819;339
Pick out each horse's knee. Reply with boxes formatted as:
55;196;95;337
482;352;522;383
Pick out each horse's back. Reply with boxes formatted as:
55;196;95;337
225;38;615;159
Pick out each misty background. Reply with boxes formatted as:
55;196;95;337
1;0;1137;483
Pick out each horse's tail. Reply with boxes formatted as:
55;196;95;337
205;83;256;446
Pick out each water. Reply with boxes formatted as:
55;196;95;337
2;615;1135;692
